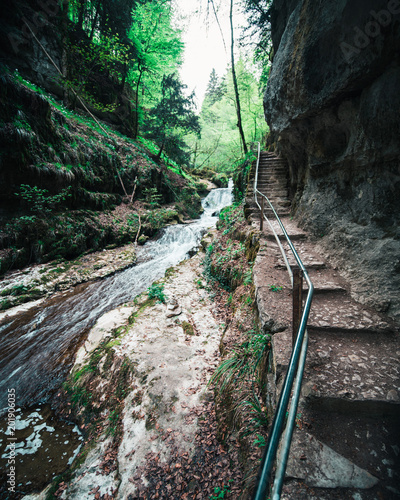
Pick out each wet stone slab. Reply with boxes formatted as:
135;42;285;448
290;409;400;499
59;253;226;499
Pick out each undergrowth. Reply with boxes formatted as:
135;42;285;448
0;69;206;275
209;328;271;440
202;201;270;493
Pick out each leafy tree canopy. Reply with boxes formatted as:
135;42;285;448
241;0;273;90
186;57;268;174
128;1;184;137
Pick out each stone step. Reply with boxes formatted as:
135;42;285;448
256;187;288;196
264;231;306;241
304;272;347;294
258;166;285;170
303;329;400;415
259;158;287;163
280;412;400;499
247;201;290;210
248;202;291;212
258;177;287;183
258;172;287;178
276;260;326;271
258;167;288;173
307;294;395;333
257;176;287;182
257;180;287;186
262;223;307;241
256;184;288;190
259;162;288;167
259;165;287;170
257;199;291;207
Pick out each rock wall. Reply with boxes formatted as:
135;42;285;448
265;0;400;320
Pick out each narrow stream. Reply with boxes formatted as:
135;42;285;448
0;184;232;496
0;183;233;413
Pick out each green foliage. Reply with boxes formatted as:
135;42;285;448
209;481;233;500
242;0;273;90
145;73;200;165
218;203;245;234
187;58;268;174
147;283;166;303
128;1;184;137
13;112;32;132
67;0;136;90
243;268;253;285
204;68;227;106
210;329;271;439
269;284;283;292
253;433;266;448
210;332;270;394
232;151;257;202
0;284;28;297
142;187;163;207
142;207;179;231
107;409;120;436
15;184;72;216
181;321;195;336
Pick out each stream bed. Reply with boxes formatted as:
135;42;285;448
0;183;232;496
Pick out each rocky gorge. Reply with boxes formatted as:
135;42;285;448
0;0;399;498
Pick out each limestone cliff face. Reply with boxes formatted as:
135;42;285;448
265;0;400;319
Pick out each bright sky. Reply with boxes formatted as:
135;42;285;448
173;0;247;108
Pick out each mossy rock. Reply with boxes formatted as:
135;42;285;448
138;235;148;245
181;321;195;336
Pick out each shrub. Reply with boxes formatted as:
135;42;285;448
147;283;166;303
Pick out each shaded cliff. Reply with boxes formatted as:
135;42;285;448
0;0;137;135
265;0;400;320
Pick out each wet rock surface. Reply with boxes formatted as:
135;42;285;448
0;243;137;315
50;252;243;499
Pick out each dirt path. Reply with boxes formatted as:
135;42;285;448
43;251;243;500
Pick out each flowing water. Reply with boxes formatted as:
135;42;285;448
0;183;232;414
0;184;233;497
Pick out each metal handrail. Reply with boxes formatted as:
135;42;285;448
252;144;314;500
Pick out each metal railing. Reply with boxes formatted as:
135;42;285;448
252;143;314;500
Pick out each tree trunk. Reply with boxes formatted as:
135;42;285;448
133;68;143;139
156;142;165;162
230;0;248;155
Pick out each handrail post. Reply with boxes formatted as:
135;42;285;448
260;196;265;231
292;266;303;346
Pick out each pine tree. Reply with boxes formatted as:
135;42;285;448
146;73;201;165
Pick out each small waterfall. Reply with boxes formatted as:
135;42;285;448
202;179;234;216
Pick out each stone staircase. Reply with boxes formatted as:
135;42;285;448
247;151;291;221
249;153;400;499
